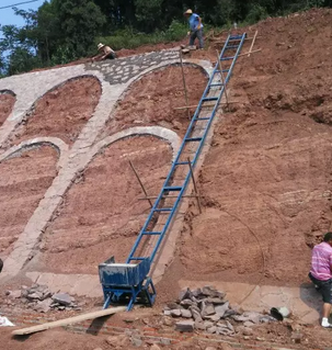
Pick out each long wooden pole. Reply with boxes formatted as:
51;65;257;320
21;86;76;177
179;50;191;120
248;30;258;57
216;50;229;110
188;157;202;214
12;306;126;336
129;160;153;208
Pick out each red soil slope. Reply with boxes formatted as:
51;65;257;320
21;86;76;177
0;92;15;127
165;8;332;287
38;136;172;274
0;147;58;256
100;66;208;139
13;77;101;145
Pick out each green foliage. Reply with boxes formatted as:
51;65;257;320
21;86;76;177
245;4;269;24
1;0;332;76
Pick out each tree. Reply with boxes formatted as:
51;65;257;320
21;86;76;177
134;0;163;32
52;0;106;58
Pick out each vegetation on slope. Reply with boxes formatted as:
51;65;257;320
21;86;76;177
0;0;331;76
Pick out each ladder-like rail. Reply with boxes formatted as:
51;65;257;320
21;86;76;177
127;33;247;265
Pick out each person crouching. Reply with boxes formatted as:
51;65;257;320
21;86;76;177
92;43;117;62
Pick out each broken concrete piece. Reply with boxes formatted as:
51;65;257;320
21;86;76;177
33;299;52;313
207;326;217;334
204;314;221;322
192;288;202;298
195;320;206;330
215;301;229;318
52;293;72;306
175;320;195;332
179;287;192;301
181;309;192;318
243;321;255;328
203;321;214;329
180;299;194;308
170;309;182;317
201;286;216;296
163;310;171;316
27;292;43;300
226;320;234;332
207;297;227;305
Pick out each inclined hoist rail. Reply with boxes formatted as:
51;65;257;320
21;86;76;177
98;33;247;310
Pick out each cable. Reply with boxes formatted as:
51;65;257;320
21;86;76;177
0;0;38;10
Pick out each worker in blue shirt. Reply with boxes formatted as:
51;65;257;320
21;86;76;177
184;9;204;49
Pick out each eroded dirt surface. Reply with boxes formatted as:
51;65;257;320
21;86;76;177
12;77;101;146
0;146;58;256
36;136;172;274
0;92;15;127
164;8;332;288
99;66;208;139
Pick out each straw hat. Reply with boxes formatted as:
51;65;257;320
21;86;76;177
184;9;193;15
97;43;105;50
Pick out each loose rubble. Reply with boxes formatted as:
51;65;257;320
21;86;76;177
164;286;276;336
6;284;78;313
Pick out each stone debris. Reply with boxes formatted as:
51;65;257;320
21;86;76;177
5;284;78;313
175;320;195;332
164;286;276;336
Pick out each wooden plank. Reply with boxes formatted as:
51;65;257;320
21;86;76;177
248;30;258;57
12;306;126;336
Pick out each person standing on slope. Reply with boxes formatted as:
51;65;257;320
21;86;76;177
309;232;332;328
184;9;204;49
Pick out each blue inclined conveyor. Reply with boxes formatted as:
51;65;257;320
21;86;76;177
99;33;247;310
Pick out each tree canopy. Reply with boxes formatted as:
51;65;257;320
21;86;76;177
0;0;332;76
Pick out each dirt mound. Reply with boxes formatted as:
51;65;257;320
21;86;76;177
13;77;101;146
37;136;172;274
0;92;15;127
0;146;58;256
100;65;208;140
164;8;332;287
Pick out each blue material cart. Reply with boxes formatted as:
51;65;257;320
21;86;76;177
98;257;156;311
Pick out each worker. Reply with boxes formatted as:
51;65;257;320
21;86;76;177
184;9;204;49
92;43;117;62
309;232;332;328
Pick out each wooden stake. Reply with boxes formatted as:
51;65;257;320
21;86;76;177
188;158;202;213
216;50;229;110
248;30;258;57
179;50;191;120
12;306;126;336
238;49;261;58
129;160;153;208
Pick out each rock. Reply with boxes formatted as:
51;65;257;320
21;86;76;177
203;321;214;329
201;286;216;296
9;290;21;299
215;302;229;318
52;293;72;306
27;292;43;300
260;315;276;323
181;309;192;318
192;288;202;298
226;320;234;332
163;310;171;316
195;320;206;330
170;309;182;317
207;326;217;334
291;331;303;344
162;316;173;327
202;303;215;317
243;321;255;328
242;328;254;336
58;306;66;311
175;320;195;332
131;336;143;347
190;306;203;322
33;299;52;313
216;327;233;336
204;314;221;322
207;297;226;305
180;299;194;308
106;335;129;348
179;287;192;301
150;345;161;350
242;311;262;324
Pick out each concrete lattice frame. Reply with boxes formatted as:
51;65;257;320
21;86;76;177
0;56;213;281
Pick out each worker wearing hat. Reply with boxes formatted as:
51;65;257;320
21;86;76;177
92;43;117;62
184;9;204;49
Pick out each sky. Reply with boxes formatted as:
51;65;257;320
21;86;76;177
0;0;45;28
